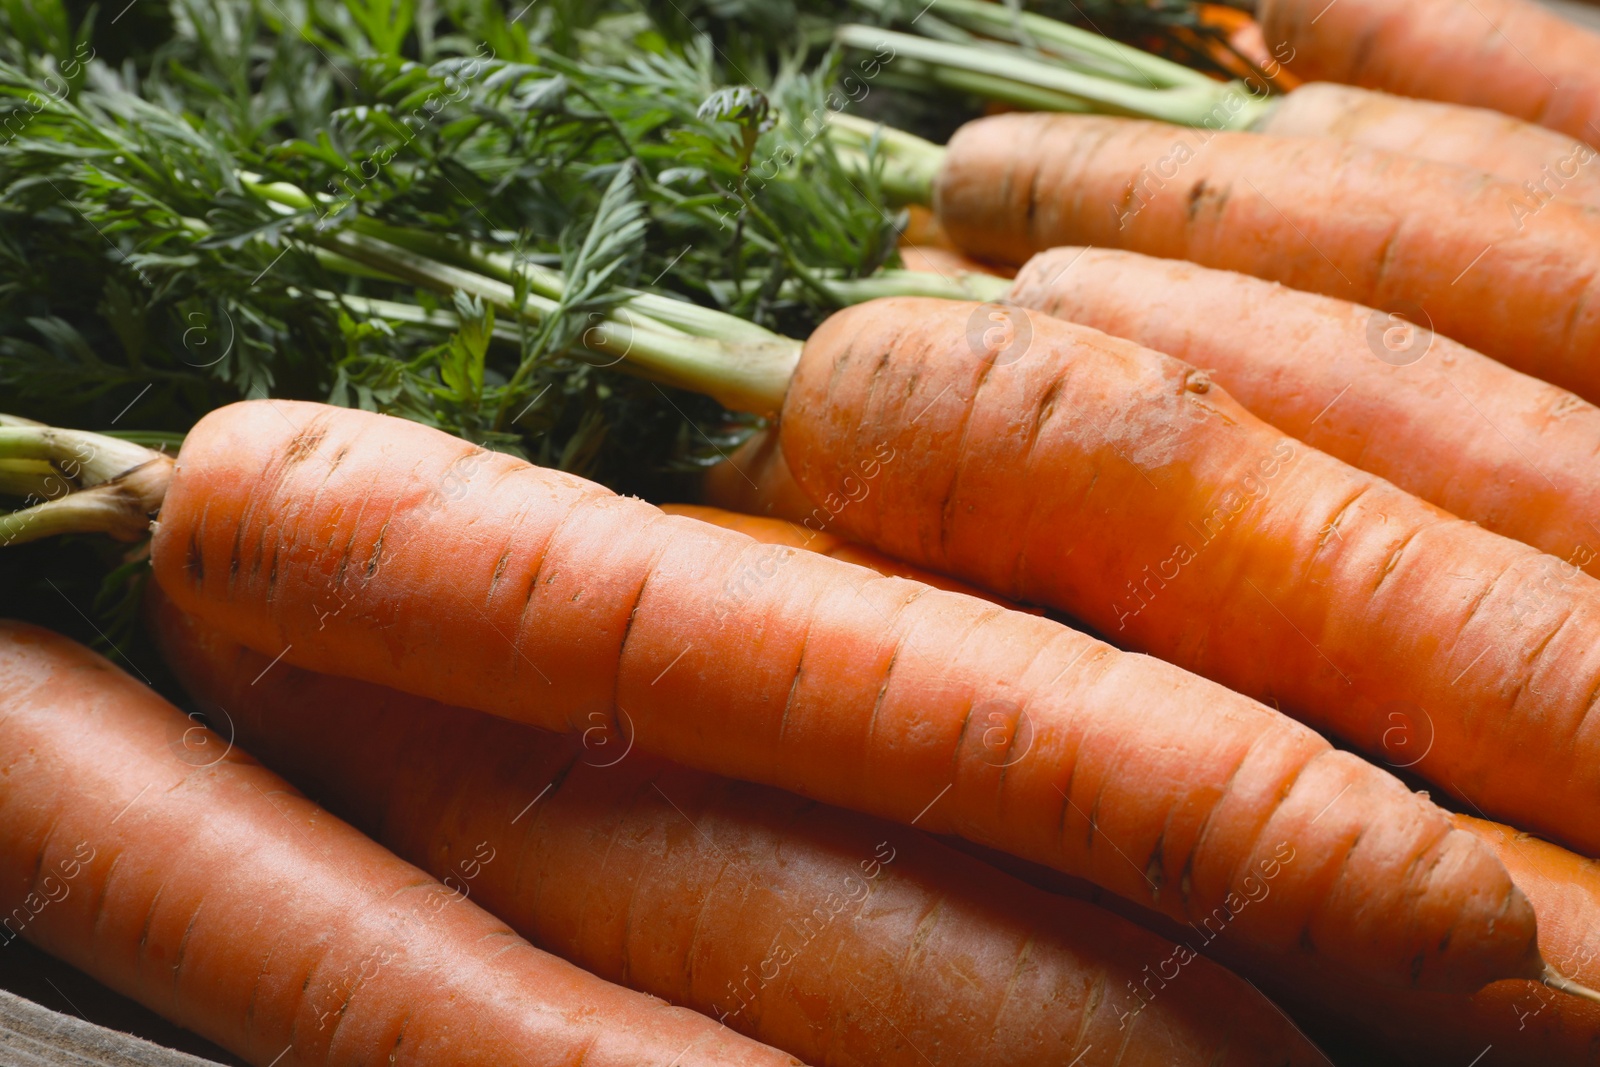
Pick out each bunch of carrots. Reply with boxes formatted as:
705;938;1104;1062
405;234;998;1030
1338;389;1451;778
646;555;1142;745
10;0;1600;1064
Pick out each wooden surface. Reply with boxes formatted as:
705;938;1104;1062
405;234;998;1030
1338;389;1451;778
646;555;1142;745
0;942;242;1066
0;987;225;1067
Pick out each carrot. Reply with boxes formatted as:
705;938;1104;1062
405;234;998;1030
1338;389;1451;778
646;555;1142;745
648;509;1600;1064
0;621;800;1067
925;112;1600;402
137;398;1542;994
1258;83;1600;205
658;502;1033;609
710;295;1600;865
148;584;1328;1067
1001;246;1600;577
1257;0;1600;146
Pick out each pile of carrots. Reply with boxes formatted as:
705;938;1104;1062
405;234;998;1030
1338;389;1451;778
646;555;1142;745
12;0;1600;1064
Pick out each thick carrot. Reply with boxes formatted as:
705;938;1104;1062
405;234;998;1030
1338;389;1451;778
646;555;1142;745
929;112;1600;403
658;502;1032;609
1257;0;1600;146
0;621;800;1067
754;296;1600;862
149;585;1328;1067
656;506;1600;1064
1260;83;1600;205
145;398;1539;994
1001;246;1600;577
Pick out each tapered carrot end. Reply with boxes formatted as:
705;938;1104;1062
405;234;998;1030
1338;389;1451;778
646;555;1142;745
1543;967;1600;1004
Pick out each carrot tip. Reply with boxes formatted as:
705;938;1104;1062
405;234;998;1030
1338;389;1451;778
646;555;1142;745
1543;967;1600;1004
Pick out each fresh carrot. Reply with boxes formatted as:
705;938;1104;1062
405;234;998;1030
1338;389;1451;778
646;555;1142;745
1257;83;1600;205
1257;0;1600;146
148;584;1328;1067
999;246;1600;578
658;503;1033;609
0;621;800;1067
694;294;1600;864
646;505;1600;1064
918;112;1600;402
128;398;1544;994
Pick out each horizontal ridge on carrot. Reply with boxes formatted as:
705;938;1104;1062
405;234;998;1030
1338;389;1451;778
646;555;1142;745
999;246;1600;576
0;621;801;1067
149;584;1327;1067
138;398;1540;994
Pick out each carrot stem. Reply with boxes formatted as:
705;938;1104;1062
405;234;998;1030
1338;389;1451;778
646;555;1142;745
924;0;1216;89
827;113;944;205
0;460;62;500
838;25;1272;129
819;266;1011;303
318;231;799;414
0;425;172;545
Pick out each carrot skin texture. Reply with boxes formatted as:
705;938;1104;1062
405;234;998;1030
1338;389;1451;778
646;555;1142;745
662;495;1600;1067
0;622;801;1067
1260;83;1600;205
776;297;1600;861
1005;247;1600;577
148;399;1537;994
960;823;1600;1067
150;589;1328;1067
1258;0;1600;146
658;502;1035;610
932;112;1600;404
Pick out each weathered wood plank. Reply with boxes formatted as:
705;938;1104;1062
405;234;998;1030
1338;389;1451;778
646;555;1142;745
0;989;225;1067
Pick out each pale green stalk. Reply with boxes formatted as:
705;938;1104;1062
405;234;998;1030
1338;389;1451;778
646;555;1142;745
838;25;1272;128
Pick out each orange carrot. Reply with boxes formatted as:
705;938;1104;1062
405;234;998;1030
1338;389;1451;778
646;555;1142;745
1258;0;1600;146
718;296;1600;862
1260;83;1600;205
926;112;1600;403
0;621;800;1067
659;502;1600;1064
659;502;1033;609
139;398;1541;994
1001;246;1600;577
149;585;1328;1067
